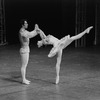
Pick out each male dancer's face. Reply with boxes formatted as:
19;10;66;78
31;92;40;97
24;21;28;29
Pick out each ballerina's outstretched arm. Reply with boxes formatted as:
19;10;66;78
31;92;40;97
37;32;49;47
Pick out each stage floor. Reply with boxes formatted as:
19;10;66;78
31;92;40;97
0;45;100;100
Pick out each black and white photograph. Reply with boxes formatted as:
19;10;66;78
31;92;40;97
0;0;100;100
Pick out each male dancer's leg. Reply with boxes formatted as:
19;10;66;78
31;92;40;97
55;49;62;84
21;53;30;84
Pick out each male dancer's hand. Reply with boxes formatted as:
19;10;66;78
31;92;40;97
85;26;93;34
34;24;40;34
34;24;46;39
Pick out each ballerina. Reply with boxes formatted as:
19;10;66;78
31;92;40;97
37;26;93;84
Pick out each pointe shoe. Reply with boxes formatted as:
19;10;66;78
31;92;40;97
55;76;59;84
86;26;93;34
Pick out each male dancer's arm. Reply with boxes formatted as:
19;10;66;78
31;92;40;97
21;24;39;38
27;24;40;38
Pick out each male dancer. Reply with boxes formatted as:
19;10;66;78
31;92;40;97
19;20;40;84
37;26;93;84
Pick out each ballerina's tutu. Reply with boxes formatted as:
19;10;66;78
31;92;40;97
48;46;59;57
48;41;64;58
48;37;73;58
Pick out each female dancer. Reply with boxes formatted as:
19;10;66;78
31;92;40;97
37;26;93;84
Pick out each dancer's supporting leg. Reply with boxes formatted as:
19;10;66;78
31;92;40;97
56;49;63;84
20;52;30;84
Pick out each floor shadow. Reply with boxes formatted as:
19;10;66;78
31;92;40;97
0;71;22;84
29;77;55;85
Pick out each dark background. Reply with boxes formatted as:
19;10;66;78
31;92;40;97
4;0;95;46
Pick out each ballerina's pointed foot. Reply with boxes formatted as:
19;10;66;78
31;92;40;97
55;76;59;84
86;26;93;34
23;79;31;85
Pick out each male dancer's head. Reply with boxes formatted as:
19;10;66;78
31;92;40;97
21;19;28;29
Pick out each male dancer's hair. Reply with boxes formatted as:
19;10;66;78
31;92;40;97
20;19;28;25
